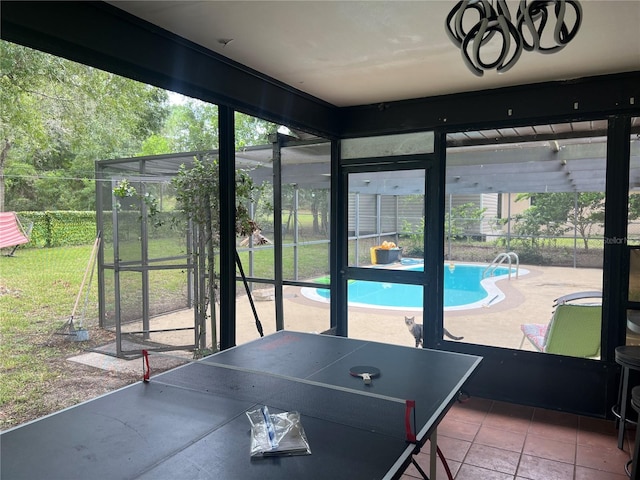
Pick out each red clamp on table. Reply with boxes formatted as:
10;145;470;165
142;349;150;382
405;400;417;443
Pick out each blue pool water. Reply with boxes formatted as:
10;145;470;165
306;264;516;311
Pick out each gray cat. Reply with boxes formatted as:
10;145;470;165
404;316;463;347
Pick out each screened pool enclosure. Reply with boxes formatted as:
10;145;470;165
96;135;335;356
96;122;637;357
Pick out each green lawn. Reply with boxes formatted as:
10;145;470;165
0;244;101;426
237;242;330;280
0;239;331;427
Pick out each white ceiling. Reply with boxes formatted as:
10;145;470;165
111;0;640;107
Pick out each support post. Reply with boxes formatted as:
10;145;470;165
219;105;236;350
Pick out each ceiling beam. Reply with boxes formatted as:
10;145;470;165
340;72;640;137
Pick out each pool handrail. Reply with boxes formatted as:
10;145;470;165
483;252;519;280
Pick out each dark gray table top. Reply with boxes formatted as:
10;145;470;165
1;331;481;480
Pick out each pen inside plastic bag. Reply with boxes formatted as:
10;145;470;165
261;405;278;450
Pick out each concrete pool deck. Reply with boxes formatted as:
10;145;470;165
277;264;603;351
113;263;613;355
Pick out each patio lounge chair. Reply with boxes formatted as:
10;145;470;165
519;291;602;358
0;212;32;256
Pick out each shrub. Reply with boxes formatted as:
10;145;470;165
18;211;97;248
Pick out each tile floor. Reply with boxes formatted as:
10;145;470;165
402;397;632;480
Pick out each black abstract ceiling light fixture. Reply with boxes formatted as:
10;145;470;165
445;0;582;76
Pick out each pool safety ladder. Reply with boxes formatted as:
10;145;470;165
483;252;519;280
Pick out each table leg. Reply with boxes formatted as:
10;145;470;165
430;429;437;480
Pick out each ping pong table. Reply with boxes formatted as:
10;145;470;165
1;331;481;479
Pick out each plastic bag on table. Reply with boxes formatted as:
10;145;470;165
246;405;311;458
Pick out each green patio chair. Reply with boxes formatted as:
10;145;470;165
520;292;602;358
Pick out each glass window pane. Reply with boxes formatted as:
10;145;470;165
445;122;605;359
341;131;434;159
627;117;640;345
236;134;275;281
281;142;331;282
95;95;223;354
629;117;640;246
236;125;332;339
343;166;428;346
348;170;424;270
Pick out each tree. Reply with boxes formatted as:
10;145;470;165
0;40;169;211
161;103;219;152
629;192;640;221
513;192;605;250
1;40;279;213
0;41;56;211
513;193;571;248
566;193;605;250
171;157;259;351
235;112;274;148
139;100;276;156
446;202;486;242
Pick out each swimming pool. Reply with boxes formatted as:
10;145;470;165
301;263;527;311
